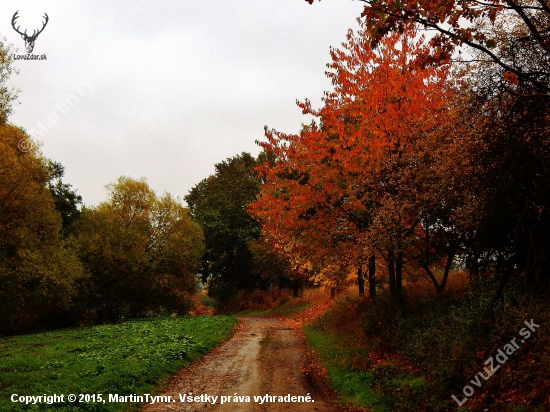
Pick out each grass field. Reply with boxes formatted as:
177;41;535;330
0;315;237;411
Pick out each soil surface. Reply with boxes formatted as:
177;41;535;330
142;316;338;411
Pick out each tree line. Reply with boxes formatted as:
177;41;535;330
178;1;550;308
0;121;204;334
0;54;291;335
0;39;205;333
245;2;550;308
2;0;549;333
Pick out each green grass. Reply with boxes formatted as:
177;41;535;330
304;324;387;410
0;315;237;411
304;315;429;412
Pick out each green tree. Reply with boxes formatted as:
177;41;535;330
46;161;83;236
185;153;266;303
73;177;204;321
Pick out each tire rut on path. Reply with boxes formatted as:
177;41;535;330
142;316;337;411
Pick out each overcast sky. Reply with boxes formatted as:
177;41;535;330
1;0;363;206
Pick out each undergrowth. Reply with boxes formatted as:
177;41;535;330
305;282;550;411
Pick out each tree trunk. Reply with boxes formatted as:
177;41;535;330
469;252;480;286
368;254;376;299
439;246;457;294
293;280;299;298
395;251;405;307
423;222;442;293
423;263;441;294
358;263;365;296
330;286;336;299
387;254;397;304
299;278;305;297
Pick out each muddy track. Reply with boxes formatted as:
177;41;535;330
142;316;338;411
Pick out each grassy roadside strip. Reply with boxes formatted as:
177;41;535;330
303;298;431;412
303;287;550;411
0;315;237;411
303;324;383;411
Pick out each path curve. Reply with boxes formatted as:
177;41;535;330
142;316;337;411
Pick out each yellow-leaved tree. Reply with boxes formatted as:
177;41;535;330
72;176;204;321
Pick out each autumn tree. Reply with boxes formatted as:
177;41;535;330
72;177;204;321
459;70;550;296
0;126;86;334
305;0;550;298
252;24;474;306
0;38;89;333
308;0;550;97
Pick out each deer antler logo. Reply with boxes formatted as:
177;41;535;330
11;11;49;54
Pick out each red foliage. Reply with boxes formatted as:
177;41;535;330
250;23;470;297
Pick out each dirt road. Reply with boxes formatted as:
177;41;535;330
142;316;337;411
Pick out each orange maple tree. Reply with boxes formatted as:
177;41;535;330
250;23;472;305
